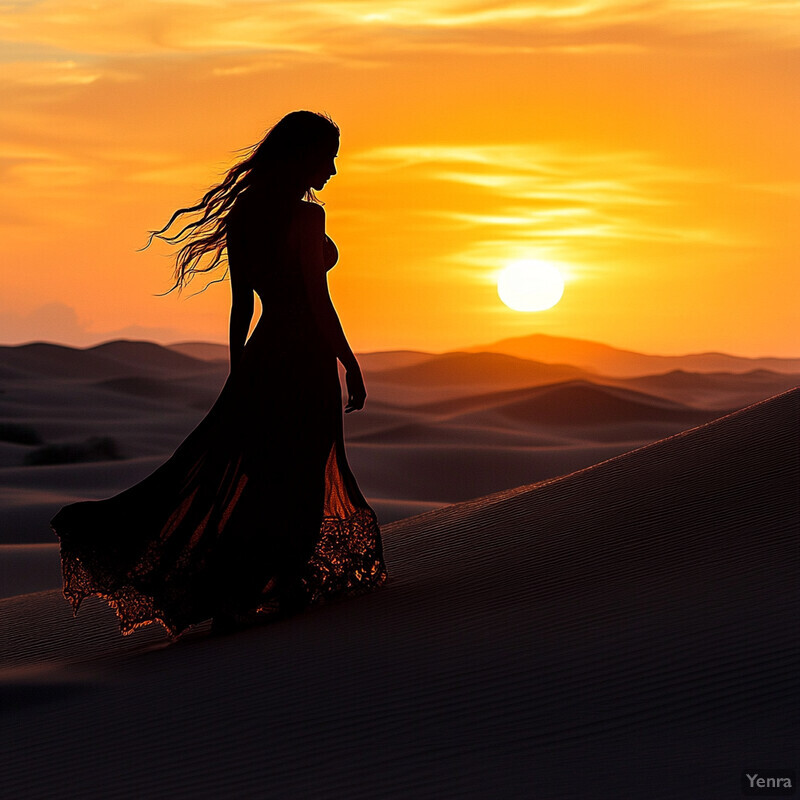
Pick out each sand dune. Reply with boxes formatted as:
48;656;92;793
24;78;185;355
366;353;797;409
371;350;587;387
0;458;164;546
95;375;223;410
465;332;800;376
348;420;571;447
356;349;438;372
0;342;131;380
166;341;229;362
166;342;438;374
3;339;794;543
88;340;217;376
0;389;796;798
0;340;222;382
0;363;27;381
348;440;664;505
363;382;725;448
362;352;592;406
0;544;61;599
337;399;424;439
452;381;718;428
418;379;698;418
619;368;800;409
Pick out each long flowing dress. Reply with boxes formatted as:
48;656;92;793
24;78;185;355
50;203;387;638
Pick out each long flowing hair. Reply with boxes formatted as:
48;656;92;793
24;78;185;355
146;110;339;294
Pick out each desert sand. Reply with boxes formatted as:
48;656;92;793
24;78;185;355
0;336;798;797
0;387;797;798
1;337;797;554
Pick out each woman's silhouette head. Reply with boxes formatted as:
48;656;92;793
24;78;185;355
248;110;339;194
148;110;339;293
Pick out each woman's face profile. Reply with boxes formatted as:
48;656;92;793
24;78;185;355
307;140;339;192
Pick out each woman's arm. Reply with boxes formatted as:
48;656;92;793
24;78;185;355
296;204;366;412
228;255;255;370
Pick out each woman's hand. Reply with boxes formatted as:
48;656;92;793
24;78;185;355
345;367;367;413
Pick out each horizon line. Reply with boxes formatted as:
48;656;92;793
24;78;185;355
2;334;800;363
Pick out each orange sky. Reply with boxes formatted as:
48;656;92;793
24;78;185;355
1;0;799;357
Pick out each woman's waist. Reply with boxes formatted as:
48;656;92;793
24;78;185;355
248;314;334;355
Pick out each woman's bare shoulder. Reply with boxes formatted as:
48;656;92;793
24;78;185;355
293;201;325;230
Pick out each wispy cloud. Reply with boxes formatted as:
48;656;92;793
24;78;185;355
0;59;111;85
349;143;739;272
0;0;796;74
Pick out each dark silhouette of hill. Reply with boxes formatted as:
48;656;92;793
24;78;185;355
89;340;217;376
402;367;797;418
439;381;723;437
0;340;223;380
358;350;439;372
415;379;701;416
620;369;800;408
499;381;717;424
347;419;569;447
348;381;723;452
370;350;586;387
464;332;800;376
0;342;129;379
166;342;437;374
166;342;229;363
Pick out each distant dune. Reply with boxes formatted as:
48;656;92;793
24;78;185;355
356;349;439;372
619;368;800;409
415;379;691;417
371;350;586;387
163;341;433;373
0;389;796;798
1;338;797;539
89;340;214;375
166;341;229;363
398;381;723;446
464;332;800;376
0;342;134;380
348;419;571;448
477;381;718;426
0;340;221;381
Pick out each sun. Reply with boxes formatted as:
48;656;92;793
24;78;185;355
496;259;565;312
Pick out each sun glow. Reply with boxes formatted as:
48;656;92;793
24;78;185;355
496;260;565;312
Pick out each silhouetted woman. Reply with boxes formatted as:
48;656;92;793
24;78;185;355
50;110;387;638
